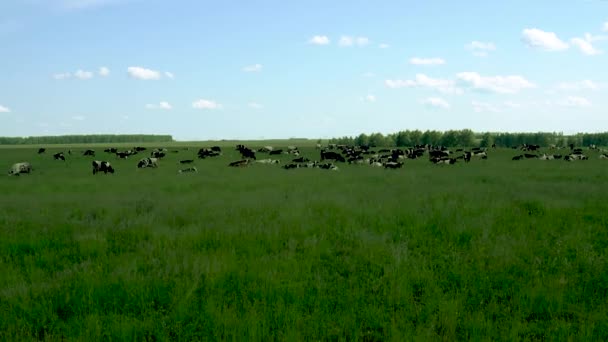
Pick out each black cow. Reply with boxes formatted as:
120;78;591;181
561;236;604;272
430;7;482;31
524;153;538;159
236;145;256;160
321;151;345;162
83;149;95;157
151;151;166;159
512;155;524;160
38;148;46;154
229;159;250;167
269;149;283;155
134;147;146;152
53;152;65;161
211;146;222;152
92;160;114;174
105;148;118;153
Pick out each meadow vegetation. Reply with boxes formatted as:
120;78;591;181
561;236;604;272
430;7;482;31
1;142;607;340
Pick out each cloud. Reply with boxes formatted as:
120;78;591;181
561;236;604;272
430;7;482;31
146;101;172;110
379;43;390;49
339;35;370;47
99;66;110;76
409;57;445;65
504;101;521;108
472;101;501;113
248;102;263;109
0;105;11;113
360;95;376;102
570;36;602;55
466;41;496;57
74;69;94;80
53;73;71;80
422;97;450;109
71;115;85;121
456;72;536;94
556;80;599;91
603;22;608;32
242;64;262;72
127;66;161;80
192;99;222;110
522;28;569;51
164;71;174;79
309;35;330;45
557;96;591;107
385;74;462;94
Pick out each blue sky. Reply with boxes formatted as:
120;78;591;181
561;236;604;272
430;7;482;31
1;0;607;140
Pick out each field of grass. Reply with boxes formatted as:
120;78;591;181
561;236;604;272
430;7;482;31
1;143;607;341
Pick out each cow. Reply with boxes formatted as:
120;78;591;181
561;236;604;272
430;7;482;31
255;159;280;164
151;151;166;159
600;154;608;159
38;148;46;154
317;162;339;171
198;148;221;159
283;163;300;169
292;157;310;163
258;146;274;153
321;150;345;162
137;157;159;168
211;146;222;152
53;152;65;161
105;148;118;153
178;166;198;173
565;154;588;161
92;160;114;174
180;159;194;164
431;157;457;165
134;147;146;152
229;159;250;167
83;149;95;157
429;150;450;159
269;149;283;155
384;161;404;169
524;153;538;159
8;162;32;176
236;145;256;160
512;155;524;160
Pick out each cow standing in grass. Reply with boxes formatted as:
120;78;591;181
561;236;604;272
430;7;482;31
53;152;66;161
92;160;114;174
179;167;198;173
8;162;32;176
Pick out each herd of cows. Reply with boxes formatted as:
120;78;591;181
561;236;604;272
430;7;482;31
6;143;608;176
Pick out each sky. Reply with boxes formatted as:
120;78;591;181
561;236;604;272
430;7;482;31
1;0;607;140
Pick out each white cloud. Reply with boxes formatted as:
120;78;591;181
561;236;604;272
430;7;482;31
557;96;591;107
379;43;390;49
504;101;521;108
71;115;85;121
248;102;263;109
164;71;174;79
146;101;172;110
466;41;496;57
127;66;161;80
0;105;11;113
456;72;536;94
472;101;501;113
53;73;71;80
409;57;445;66
99;66;110;76
309;35;330;45
361;95;376;102
556;80;599;91
522;28;569;51
422;97;450;109
385;74;462;94
339;35;370;47
242;64;263;72
192;99;222;110
74;69;94;80
603;22;608;32
570;37;602;55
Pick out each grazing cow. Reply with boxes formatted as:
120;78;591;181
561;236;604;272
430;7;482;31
38;148;46;154
105;148;118;153
134;147;146;152
198;148;221;159
600;154;608;159
211;146;222;152
236;145;256;160
151;151;166;159
137;157;159;168
512;155;524;160
229;159;250;167
92;160;114;174
431;157;457;165
180;159;194;164
321;150;345;162
179;166;198;173
384;161;404;169
524;153;538;159
53;152;65;161
283;163;300;169
8;162;32;176
269;149;283;155
83;149;95;157
255;159;280;164
258;146;274;153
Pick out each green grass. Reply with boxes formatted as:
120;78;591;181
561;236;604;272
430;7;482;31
1;144;607;341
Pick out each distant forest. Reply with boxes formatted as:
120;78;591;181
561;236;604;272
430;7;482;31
328;130;608;148
0;134;174;145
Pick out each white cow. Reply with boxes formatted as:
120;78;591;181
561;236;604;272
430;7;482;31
8;162;32;176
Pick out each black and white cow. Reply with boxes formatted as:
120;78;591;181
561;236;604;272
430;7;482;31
137;157;159;168
321;150;345;162
8;162;32;176
83;149;95;157
600;153;608;159
151;151;166;159
92;160;114;174
255;159;280;164
53;152;65;161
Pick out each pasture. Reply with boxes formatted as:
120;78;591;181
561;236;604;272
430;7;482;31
1;143;607;341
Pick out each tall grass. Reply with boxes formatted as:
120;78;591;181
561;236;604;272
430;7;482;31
1;145;607;340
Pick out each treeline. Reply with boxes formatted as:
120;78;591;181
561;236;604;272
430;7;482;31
328;130;608;147
0;134;174;145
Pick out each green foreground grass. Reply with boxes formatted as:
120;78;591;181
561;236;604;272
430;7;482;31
1;144;607;341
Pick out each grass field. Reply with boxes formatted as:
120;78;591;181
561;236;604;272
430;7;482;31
1;143;607;341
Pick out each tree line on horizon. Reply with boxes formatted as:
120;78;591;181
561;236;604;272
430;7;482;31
328;130;608;148
0;134;174;145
